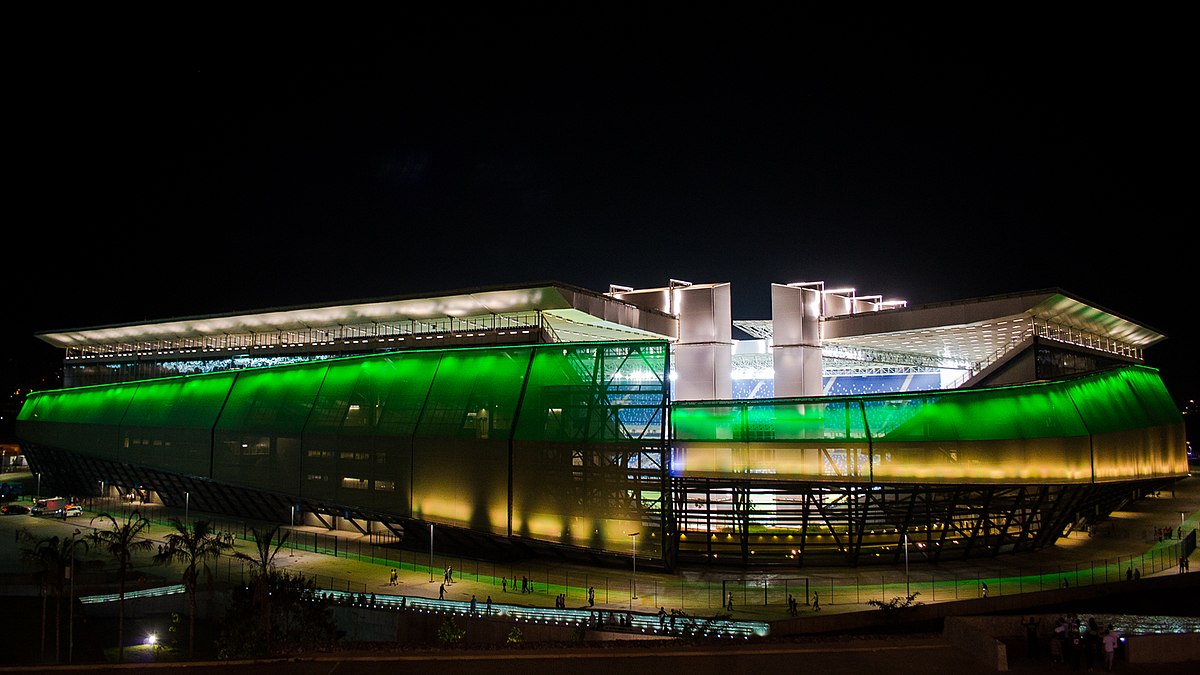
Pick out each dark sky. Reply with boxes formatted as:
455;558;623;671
7;5;1195;403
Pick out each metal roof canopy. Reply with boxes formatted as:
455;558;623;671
738;289;1166;370
36;281;678;349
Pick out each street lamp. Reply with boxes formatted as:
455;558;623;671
904;532;910;597
629;532;640;600
184;491;189;523
290;505;296;557
429;523;435;583
36;472;41;501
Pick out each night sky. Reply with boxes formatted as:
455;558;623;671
6;6;1195;406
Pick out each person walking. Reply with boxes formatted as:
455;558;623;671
439;583;445;600
812;591;821;612
726;592;734;612
502;577;507;593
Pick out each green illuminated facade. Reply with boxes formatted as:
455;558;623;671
16;343;1186;567
19;341;671;561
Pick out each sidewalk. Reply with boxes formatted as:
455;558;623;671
2;469;1197;626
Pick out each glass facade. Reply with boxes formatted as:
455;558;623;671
671;365;1186;484
17;350;1185;566
18;340;671;560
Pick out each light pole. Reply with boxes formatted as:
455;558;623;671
629;532;640;600
184;491;189;523
904;532;910;597
36;472;41;501
429;523;435;583
290;505;296;557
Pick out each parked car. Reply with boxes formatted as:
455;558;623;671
2;503;30;515
63;504;83;517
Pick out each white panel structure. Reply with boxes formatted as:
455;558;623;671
674;283;733;400
611;281;732;401
771;283;823;397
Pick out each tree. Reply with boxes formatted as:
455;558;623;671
214;571;341;659
90;510;153;662
867;591;924;622
153;518;232;658
232;525;289;646
18;528;88;662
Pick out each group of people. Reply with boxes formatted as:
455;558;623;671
500;575;536;594
554;593;568;608
1154;525;1181;541
591;610;634;629
785;593;800;615
1037;614;1122;671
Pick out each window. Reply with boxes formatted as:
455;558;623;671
341;477;369;490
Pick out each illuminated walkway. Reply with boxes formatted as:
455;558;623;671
4;469;1197;631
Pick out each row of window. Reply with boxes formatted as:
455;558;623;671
304;475;396;491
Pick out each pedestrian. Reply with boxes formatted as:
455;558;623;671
1021;616;1041;659
588;586;595;606
981;581;989;598
1102;626;1119;671
470;594;477;614
502;577;507;593
658;606;666;628
486;595;492;614
726;592;734;612
1133;567;1140;580
1050;619;1065;665
1126;566;1133;581
448;565;453;583
812;591;820;612
439;583;445;600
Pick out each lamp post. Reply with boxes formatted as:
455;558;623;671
429;523;434;583
629;532;640;600
184;491;189;523
904;532;910;597
36;472;41;501
290;505;296;557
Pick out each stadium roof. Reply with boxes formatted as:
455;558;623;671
36;284;1164;374
735;289;1165;369
35;282;677;350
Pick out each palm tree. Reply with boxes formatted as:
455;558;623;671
154;518;232;657
18;528;88;662
233;525;290;646
235;524;289;578
90;510;153;662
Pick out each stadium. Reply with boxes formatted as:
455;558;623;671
15;280;1189;569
